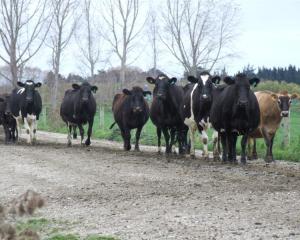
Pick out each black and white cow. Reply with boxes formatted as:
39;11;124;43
0;94;17;143
60;81;97;146
181;72;221;158
210;73;260;164
9;80;42;144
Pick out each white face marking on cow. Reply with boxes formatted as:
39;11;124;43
158;76;165;80
26;81;33;85
200;74;209;84
17;88;25;94
184;83;198;127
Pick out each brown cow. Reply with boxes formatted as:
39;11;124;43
110;86;151;151
248;90;298;162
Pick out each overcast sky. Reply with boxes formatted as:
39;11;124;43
30;0;300;77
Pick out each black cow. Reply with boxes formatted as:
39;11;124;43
10;80;42;144
0;94;17;143
146;74;187;154
181;72;221;158
60;81;98;146
110;86;151;151
210;73;260;164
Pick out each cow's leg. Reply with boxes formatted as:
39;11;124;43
269;134;275;162
14;117;22;143
162;127;170;154
170;127;176;154
252;139;258;159
231;132;238;164
23;117;32;144
73;126;77;139
247;137;253;160
3;124;9;144
201;130;209;159
212;130;220;161
157;127;162;153
262;128;273;162
67;123;72;146
124;128;131;151
178;127;187;155
85;119;94;146
32;118;38;144
220;132;227;163
241;135;248;164
134;127;142;151
78;124;85;145
189;126;196;158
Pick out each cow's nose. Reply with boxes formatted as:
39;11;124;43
134;107;142;112
238;100;248;107
281;111;289;117
82;97;88;102
26;97;33;102
202;94;208;99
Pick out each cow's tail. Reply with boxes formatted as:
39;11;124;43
109;122;117;129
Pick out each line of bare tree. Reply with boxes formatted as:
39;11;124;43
0;0;239;110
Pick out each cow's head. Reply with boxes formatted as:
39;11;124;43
72;81;98;103
187;71;221;103
17;80;42;103
224;73;260;109
123;86;151;113
270;91;299;117
146;74;177;100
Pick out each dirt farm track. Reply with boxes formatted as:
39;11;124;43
1;131;300;240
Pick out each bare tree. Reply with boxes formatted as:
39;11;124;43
161;0;238;76
0;0;51;86
102;0;143;85
75;0;100;79
147;10;158;73
47;0;77;110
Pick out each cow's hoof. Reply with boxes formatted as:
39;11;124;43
190;154;196;159
134;147;140;152
264;156;274;163
202;156;209;161
252;154;258;160
85;139;91;146
26;129;30;134
213;155;221;161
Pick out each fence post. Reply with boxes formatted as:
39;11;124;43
99;106;104;128
281;115;290;148
43;107;47;126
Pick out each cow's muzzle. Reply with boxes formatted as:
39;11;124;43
133;107;143;113
281;111;289;117
238;100;248;108
82;97;89;102
26;97;33;102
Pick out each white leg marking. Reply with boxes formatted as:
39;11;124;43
67;122;72;146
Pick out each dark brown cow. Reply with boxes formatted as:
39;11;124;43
248;90;299;162
110;86;151;151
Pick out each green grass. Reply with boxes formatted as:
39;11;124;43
15;218;118;240
38;102;300;162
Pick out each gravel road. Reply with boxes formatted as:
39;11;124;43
0;131;300;239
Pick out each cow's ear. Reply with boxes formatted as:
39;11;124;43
270;93;278;100
290;93;299;99
187;76;198;83
143;91;152;97
249;77;260;87
123;89;131;95
17;81;25;87
0;97;4;102
223;76;235;85
35;82;42;88
91;86;98;93
146;77;156;84
211;76;221;84
72;83;80;90
168;77;177;85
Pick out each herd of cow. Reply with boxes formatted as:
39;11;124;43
0;72;297;164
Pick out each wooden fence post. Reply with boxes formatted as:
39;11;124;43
99;106;104;128
281;115;290;148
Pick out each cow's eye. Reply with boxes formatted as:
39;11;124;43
278;99;281;104
289;100;292;104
